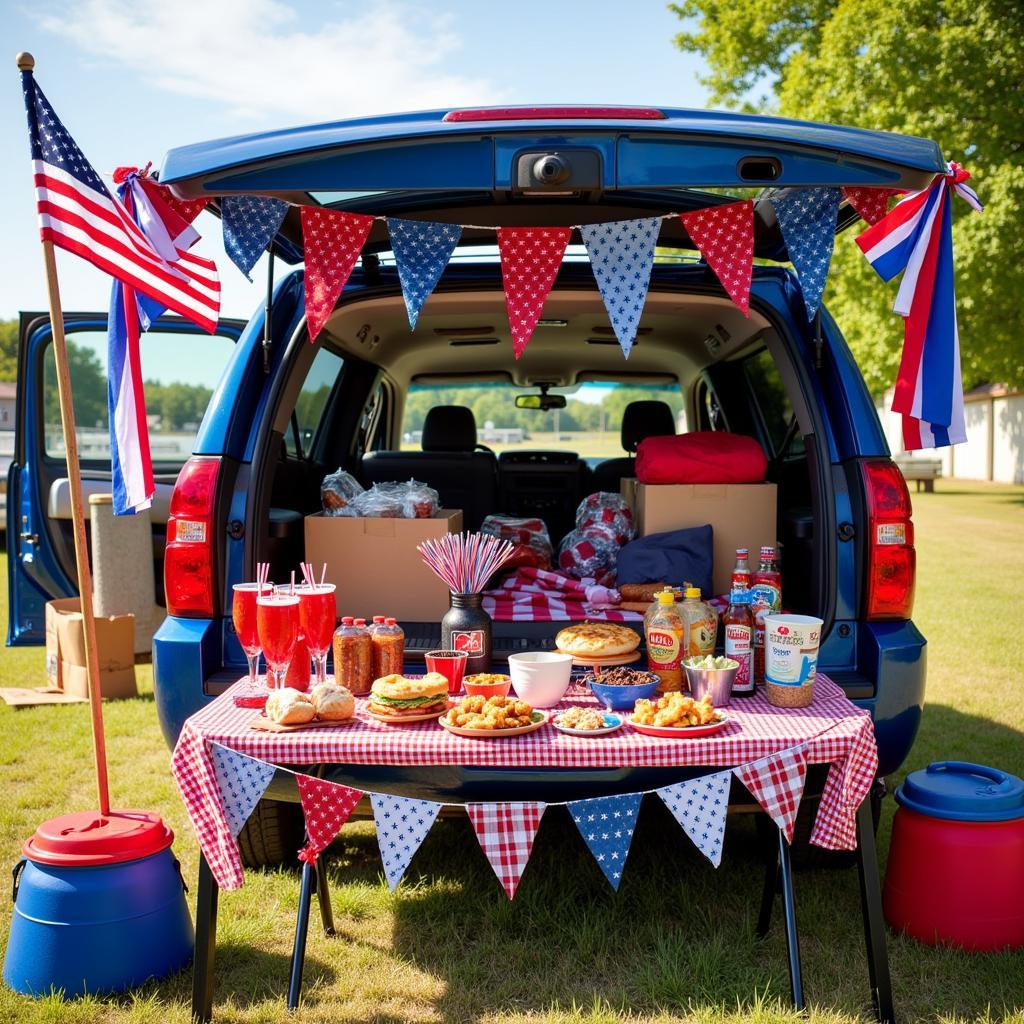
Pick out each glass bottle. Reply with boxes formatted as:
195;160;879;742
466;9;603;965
724;583;755;697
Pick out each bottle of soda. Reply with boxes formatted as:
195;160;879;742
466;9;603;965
730;548;751;592
724;582;755;697
750;546;782;684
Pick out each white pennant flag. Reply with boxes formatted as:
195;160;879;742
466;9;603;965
371;793;443;891
657;771;732;867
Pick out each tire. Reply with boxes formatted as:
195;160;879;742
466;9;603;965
236;797;306;869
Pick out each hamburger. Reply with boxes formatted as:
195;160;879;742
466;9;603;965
368;673;449;718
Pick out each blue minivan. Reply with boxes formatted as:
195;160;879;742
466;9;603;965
8;105;929;863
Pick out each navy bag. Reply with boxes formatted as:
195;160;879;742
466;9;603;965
616;525;714;598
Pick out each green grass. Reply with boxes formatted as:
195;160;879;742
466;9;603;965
1;480;1023;1024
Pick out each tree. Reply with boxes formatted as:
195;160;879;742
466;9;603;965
0;319;16;382
43;339;107;429
671;0;1024;394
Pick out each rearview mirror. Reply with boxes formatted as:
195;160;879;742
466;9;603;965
516;393;567;411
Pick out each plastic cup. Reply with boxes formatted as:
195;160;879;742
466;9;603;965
425;650;469;695
763;614;824;687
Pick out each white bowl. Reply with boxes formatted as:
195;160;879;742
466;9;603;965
507;651;574;708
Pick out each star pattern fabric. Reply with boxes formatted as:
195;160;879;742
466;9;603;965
370;793;442;891
221;195;288;281
210;744;277;839
467;802;546;899
296;774;363;864
496;227;571;359
734;743;809;843
770;187;842;321
387;218;462;329
680;200;754;316
301;207;374;342
567;792;642;890
842;187;902;227
656;771;732;868
580;218;661;358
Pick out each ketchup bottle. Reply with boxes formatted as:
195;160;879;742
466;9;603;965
750;546;782;684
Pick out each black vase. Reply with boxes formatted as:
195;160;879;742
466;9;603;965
440;592;492;674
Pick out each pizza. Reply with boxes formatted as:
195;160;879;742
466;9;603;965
554;622;641;658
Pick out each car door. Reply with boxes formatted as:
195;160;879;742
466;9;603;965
6;311;244;645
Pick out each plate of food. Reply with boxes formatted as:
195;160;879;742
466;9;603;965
551;706;623;736
439;695;546;737
627;692;731;738
554;622;642;667
253;683;357;731
365;673;451;723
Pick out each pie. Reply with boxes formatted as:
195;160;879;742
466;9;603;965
554;622;641;658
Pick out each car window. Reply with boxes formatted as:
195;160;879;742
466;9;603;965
288;345;344;457
742;347;804;458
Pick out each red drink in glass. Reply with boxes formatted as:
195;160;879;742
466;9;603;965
257;593;300;689
294;584;336;684
232;583;271;686
425;649;469;695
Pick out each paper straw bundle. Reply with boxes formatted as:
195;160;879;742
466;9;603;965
417;532;515;595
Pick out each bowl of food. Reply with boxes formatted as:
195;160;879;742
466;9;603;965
463;672;513;699
587;667;661;711
683;655;740;707
507;652;573;708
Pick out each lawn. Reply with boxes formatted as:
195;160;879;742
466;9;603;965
0;480;1022;1024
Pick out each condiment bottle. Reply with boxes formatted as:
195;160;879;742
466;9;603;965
369;615;386;635
750;545;783;684
680;587;717;658
371;616;404;679
646;590;685;692
723;582;755;697
731;548;751;592
332;616;373;694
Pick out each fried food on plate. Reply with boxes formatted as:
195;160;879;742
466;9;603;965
444;694;535;730
632;691;719;728
554;706;609;731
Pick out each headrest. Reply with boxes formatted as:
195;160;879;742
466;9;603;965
621;400;676;452
422;405;477;452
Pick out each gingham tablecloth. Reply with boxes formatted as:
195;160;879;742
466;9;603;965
171;674;877;890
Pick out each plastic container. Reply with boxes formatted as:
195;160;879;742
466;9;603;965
3;811;193;996
762;613;822;708
332;616;373;694
646;590;685;692
884;762;1024;950
371;617;405;680
679;588;717;659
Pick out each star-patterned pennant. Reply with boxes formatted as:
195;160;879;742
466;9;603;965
842;186;903;227
496;227;571;359
221;195;289;281
567;792;642;890
370;793;443;891
656;771;732;868
770;187;842;321
580;218;661;358
387;218;462;329
301;207;375;342
734;743;809;843
210;743;277;839
466;802;546;900
295;774;364;864
680;200;754;317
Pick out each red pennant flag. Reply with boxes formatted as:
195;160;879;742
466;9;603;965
296;774;363;864
680;200;754;316
734;743;808;843
842;187;903;226
301;207;374;341
496;227;570;358
467;802;546;899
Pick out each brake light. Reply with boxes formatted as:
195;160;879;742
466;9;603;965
442;106;666;122
862;460;916;620
165;456;221;617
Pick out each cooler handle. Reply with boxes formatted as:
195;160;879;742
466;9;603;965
926;761;1010;787
11;859;26;904
173;857;189;895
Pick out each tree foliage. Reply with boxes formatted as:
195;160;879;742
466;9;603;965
0;319;17;382
671;0;1024;393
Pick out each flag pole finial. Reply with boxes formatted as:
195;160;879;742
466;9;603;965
16;52;35;71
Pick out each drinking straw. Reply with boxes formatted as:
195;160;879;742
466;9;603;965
320;563;327;587
416;532;515;594
290;570;295;596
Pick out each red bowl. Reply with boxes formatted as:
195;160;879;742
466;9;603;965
463;674;512;698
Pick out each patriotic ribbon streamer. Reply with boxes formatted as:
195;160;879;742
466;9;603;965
680;200;754;316
657;771;732;867
370;793;442;891
222;195;289;281
210;745;276;838
388;218;462;329
842;186;902;227
856;163;981;450
567;792;642;890
771;187;842;321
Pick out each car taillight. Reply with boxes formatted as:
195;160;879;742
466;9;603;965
442;106;666;122
165;456;220;618
862;460;916;620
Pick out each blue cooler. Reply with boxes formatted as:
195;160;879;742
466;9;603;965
4;810;193;996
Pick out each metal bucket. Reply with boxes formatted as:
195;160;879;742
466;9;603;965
684;664;738;706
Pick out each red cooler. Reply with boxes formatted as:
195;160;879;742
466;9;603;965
884;761;1024;950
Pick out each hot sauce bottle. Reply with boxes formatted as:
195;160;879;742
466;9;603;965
750;545;782;684
724;583;755;697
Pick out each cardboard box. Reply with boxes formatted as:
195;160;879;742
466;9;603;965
621;479;778;596
305;509;464;622
44;598;137;700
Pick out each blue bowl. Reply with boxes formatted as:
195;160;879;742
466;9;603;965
587;673;660;711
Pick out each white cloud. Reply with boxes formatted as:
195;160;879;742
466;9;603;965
40;0;504;122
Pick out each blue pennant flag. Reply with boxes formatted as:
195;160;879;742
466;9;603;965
370;793;443;891
387;218;462;329
770;187;841;321
221;195;289;281
567;792;642;890
580;217;661;358
657;770;732;868
210;744;277;838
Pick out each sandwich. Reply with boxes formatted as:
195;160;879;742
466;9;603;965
368;672;449;718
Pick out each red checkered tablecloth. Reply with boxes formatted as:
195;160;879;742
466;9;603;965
171;674;877;890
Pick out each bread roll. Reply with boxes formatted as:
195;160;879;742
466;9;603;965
265;687;315;725
618;582;669;603
310;682;355;721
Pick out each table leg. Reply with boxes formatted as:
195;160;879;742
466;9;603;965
777;828;805;1010
191;853;219;1024
315;856;336;937
756;852;780;940
287;859;315;1011
856;796;896;1024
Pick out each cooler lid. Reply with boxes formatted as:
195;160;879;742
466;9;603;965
23;810;175;866
895;762;1024;822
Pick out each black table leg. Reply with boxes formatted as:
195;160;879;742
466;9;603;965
191;853;219;1024
777;828;805;1010
756;851;780;939
287;859;316;1011
856;797;896;1024
315;857;336;937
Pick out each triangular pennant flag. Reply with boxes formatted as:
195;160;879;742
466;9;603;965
496;227;571;359
387;218;462;329
770;187;841;321
734;744;809;843
301;207;375;342
370;793;443;891
221;195;289;281
210;744;276;838
842;186;903;227
567;792;642;890
656;770;732;868
580;217;661;357
466;802;546;899
296;774;364;864
680;200;754;316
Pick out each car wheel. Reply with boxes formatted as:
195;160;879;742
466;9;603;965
236;797;305;869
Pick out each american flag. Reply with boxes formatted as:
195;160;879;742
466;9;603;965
21;69;220;331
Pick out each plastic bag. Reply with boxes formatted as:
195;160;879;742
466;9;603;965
351;485;402;518
398;479;439;519
575;492;635;545
557;524;621;582
480;515;554;569
321;469;364;514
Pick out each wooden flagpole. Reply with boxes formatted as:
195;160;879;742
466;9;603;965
18;51;110;816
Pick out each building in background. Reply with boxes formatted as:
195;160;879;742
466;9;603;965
0;382;14;433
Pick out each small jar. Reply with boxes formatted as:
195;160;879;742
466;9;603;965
372;617;405;679
332;616;373;694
